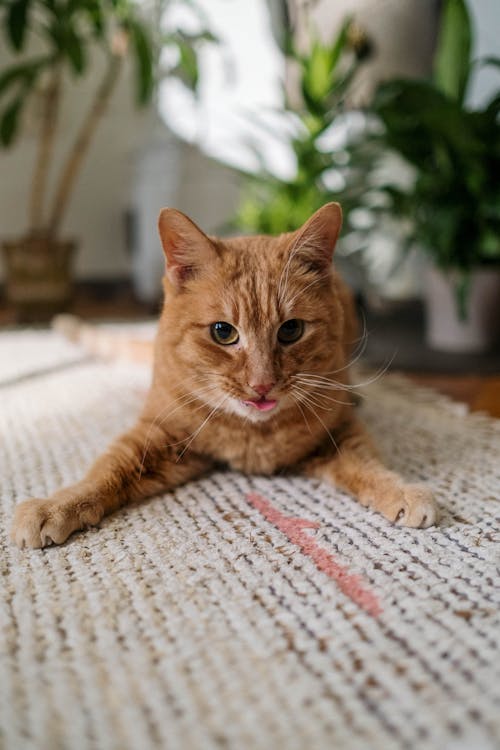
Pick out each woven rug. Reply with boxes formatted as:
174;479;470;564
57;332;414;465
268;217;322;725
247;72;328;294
1;329;499;750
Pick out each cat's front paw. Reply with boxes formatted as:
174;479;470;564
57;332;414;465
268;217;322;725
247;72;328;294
391;484;438;529
11;495;99;549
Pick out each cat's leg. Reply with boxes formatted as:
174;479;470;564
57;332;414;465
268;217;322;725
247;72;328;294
302;418;438;528
11;420;212;549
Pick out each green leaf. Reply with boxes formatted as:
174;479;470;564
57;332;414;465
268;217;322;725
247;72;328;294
0;97;23;146
479;230;500;259
480;195;500;221
0;57;46;99
374;80;481;168
0;64;30;98
128;20;154;105
475;55;500;71
7;0;30;51
78;0;106;37
173;29;218;46
300;21;354;115
65;27;86;74
303;39;334;104
282;29;296;59
433;0;472;104
330;18;351;70
483;97;500;127
176;41;199;91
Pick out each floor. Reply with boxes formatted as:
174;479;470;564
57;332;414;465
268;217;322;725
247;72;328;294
1;286;499;417
2;315;499;748
405;373;500;418
2;336;499;749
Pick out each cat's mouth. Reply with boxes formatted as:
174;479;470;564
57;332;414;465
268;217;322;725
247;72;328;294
241;396;278;412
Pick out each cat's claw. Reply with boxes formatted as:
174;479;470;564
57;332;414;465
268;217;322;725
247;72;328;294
392;485;438;529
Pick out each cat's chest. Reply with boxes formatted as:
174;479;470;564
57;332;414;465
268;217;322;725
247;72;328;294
193;414;323;475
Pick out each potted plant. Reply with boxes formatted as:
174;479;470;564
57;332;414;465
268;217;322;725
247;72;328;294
234;20;374;244
369;0;500;352
0;0;157;320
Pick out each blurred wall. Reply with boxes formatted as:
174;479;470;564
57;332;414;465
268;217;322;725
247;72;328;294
1;0;497;289
0;50;240;284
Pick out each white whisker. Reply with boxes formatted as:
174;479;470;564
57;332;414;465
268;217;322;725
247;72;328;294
290;392;313;435
295;375;360;396
292;381;355;407
138;379;219;479
291;385;336;411
292;390;341;455
175;393;229;462
295;349;395;394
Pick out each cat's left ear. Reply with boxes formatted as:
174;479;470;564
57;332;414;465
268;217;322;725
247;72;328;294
158;208;219;288
292;202;343;270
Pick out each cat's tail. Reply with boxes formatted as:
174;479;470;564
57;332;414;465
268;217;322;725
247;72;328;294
52;314;155;365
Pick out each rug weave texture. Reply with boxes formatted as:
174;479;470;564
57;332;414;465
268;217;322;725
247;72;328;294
1;330;499;750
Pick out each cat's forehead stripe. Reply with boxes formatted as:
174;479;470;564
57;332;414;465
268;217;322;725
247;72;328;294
223;261;280;329
212;233;326;328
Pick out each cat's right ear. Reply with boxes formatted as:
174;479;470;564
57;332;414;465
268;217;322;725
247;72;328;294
158;208;218;288
293;202;343;271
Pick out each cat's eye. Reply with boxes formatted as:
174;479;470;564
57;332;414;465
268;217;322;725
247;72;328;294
210;321;239;345
277;319;304;344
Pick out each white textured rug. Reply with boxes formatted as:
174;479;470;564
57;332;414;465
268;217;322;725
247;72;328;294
1;330;499;750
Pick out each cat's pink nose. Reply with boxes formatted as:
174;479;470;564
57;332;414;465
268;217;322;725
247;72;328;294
250;382;275;396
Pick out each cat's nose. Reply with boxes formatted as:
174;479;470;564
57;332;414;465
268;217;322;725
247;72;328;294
249;382;275;397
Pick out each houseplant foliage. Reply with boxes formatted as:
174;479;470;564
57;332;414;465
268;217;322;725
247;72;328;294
140;0;217;101
234;20;374;243
0;0;214;319
370;0;500;322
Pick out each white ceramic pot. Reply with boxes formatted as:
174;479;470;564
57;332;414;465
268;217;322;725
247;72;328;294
424;266;500;353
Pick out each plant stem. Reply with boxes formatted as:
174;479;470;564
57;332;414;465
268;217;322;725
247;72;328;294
47;52;123;237
29;66;61;235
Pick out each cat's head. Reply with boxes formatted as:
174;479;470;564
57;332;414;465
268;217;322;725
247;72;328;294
157;203;351;423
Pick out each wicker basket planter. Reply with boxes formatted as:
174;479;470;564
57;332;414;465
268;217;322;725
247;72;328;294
2;234;76;322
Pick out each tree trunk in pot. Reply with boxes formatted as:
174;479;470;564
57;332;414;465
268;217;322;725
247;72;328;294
424;266;500;353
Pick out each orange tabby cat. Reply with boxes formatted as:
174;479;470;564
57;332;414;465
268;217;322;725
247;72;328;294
11;203;438;549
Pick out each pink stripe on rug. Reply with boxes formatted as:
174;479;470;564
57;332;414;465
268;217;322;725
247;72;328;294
246;492;381;617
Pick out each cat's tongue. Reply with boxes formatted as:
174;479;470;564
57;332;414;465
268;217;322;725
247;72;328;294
243;397;277;412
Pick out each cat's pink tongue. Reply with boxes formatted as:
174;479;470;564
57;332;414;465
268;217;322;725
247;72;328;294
243;397;277;412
